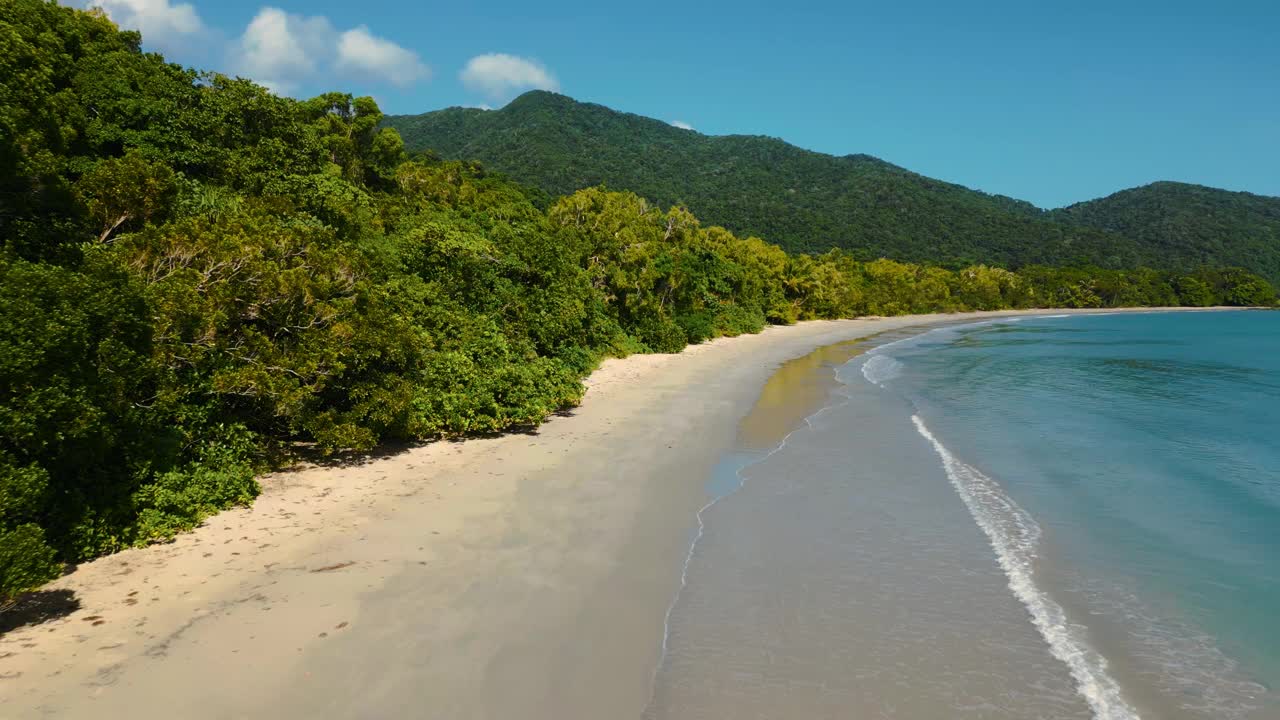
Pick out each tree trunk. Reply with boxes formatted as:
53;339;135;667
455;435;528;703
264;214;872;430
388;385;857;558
98;213;130;244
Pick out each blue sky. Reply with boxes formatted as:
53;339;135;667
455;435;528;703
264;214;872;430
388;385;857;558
82;0;1278;208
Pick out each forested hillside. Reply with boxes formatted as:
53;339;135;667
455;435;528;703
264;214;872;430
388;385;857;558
386;92;1280;283
0;1;1273;604
1049;182;1280;284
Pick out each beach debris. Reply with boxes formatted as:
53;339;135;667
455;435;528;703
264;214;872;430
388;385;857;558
309;562;355;573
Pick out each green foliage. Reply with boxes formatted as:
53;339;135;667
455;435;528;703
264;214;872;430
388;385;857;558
0;254;156;584
76;150;178;242
129;440;258;544
0;0;1274;601
0;457;60;603
0;524;61;606
1175;276;1213;307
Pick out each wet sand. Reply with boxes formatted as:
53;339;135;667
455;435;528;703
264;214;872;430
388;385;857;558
0;309;1239;719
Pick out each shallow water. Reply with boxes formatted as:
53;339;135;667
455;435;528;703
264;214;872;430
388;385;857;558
647;310;1279;719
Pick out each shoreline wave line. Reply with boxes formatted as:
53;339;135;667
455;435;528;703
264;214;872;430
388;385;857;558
911;414;1140;720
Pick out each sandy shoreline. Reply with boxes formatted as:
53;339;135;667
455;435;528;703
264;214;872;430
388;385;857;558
0;307;1251;719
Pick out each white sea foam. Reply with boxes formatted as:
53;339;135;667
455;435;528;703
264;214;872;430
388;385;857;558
912;415;1141;720
859;316;1033;388
860;354;904;387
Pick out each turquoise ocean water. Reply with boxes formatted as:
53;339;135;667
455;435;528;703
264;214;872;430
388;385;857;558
868;310;1279;718
647;310;1278;720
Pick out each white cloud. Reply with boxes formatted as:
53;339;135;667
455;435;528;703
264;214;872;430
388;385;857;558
81;1;433;98
236;7;334;95
670;120;695;131
336;26;429;87
88;0;204;50
460;53;558;101
232;9;428;96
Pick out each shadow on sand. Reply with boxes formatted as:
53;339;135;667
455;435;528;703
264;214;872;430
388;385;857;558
1;589;81;635
277;411;572;472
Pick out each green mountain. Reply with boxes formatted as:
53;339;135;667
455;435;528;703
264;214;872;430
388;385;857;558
385;91;1280;282
1048;182;1280;284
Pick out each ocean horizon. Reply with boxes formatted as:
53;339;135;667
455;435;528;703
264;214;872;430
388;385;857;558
647;310;1278;719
